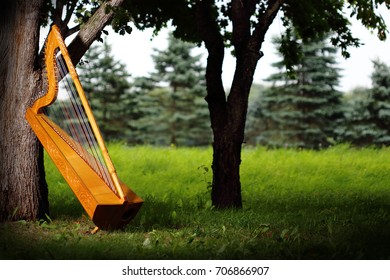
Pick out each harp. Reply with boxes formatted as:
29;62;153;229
25;25;143;230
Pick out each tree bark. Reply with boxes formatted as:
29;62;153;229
196;0;283;209
67;0;125;66
0;0;48;221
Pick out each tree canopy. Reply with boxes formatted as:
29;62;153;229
121;0;388;59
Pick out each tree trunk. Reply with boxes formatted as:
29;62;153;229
0;0;48;221
211;130;243;208
196;0;282;209
209;53;257;209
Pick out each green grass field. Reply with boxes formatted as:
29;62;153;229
1;144;390;259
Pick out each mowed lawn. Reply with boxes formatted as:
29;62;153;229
1;144;390;259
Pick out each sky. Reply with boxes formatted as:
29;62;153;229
101;7;390;94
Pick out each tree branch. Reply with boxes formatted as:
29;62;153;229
67;0;125;66
64;0;78;26
195;0;227;131
196;0;225;101
53;0;65;28
65;24;80;38
251;0;284;51
231;0;254;53
226;0;284;134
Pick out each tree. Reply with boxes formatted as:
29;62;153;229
341;61;390;146
78;40;131;141
0;0;129;221
340;87;378;146
128;76;165;145
123;0;389;208
245;84;268;146
249;35;344;149
368;60;390;145
147;33;210;146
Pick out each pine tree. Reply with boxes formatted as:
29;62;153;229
368;60;390;145
134;33;211;146
339;87;377;146
126;76;163;145
78;40;131;141
249;35;344;149
341;61;390;146
245;84;267;145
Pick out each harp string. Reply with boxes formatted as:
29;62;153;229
47;51;116;193
56;53;115;191
57;54;114;190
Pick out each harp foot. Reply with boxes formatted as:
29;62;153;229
91;226;100;234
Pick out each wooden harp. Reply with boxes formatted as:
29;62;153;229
26;25;143;230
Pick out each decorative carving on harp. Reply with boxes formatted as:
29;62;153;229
26;25;143;230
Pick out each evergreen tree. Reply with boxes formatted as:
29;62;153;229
134;34;211;146
341;61;390;146
126;76;163;145
245;84;267;145
339;87;377;146
78;40;131;141
249;35;344;149
368;60;390;145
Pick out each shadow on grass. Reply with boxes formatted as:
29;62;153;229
51;193;192;230
49;199;84;220
1;194;390;260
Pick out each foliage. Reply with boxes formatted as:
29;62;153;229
123;0;389;53
340;87;378;146
1;145;390;259
340;60;390;146
39;0;133;39
131;34;211;146
368;59;390;145
127;77;164;144
246;35;343;149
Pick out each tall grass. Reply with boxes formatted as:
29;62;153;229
1;144;390;259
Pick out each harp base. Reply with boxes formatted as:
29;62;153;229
93;195;143;230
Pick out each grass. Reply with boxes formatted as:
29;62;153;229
1;144;390;259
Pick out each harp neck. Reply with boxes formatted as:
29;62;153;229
32;25;68;113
